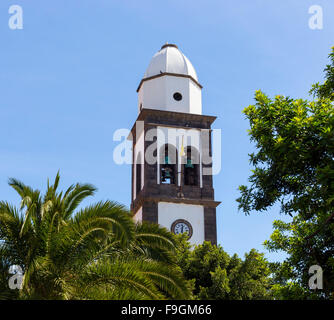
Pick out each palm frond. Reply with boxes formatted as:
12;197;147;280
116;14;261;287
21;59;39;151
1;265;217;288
1;174;191;300
63;183;97;218
79;258;163;300
73;201;134;245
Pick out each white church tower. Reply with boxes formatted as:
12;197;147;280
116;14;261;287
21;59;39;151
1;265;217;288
130;43;219;245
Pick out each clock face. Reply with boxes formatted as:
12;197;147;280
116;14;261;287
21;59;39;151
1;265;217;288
171;219;193;238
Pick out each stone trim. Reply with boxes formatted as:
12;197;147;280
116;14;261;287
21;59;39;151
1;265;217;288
204;207;217;245
129;109;217;139
137;72;203;92
142;202;158;224
131;194;220;215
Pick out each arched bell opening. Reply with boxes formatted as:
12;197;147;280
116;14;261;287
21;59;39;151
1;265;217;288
183;146;200;186
159;144;178;185
136;152;142;195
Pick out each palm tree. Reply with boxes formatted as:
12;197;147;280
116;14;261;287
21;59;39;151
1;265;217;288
0;173;191;300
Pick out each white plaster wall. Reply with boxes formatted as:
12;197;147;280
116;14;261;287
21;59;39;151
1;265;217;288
158;202;204;245
165;76;190;113
189;81;202;115
133;130;145;200
138;75;202;115
138;86;144;113
133;207;142;223
139;77;166;111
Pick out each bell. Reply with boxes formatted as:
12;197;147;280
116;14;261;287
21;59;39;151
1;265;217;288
185;159;194;168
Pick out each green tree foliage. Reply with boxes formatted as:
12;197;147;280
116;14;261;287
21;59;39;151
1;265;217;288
0;173;191;300
175;235;272;300
238;48;334;299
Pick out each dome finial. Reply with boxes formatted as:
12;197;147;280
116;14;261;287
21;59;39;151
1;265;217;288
161;43;178;50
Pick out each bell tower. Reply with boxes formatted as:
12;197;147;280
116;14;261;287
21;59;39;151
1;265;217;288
130;43;220;245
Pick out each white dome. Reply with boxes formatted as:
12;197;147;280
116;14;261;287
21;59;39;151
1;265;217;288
144;44;198;81
137;43;203;115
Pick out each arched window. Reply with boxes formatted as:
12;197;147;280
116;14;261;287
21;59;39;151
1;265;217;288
136;153;142;194
183;146;200;186
160;144;177;185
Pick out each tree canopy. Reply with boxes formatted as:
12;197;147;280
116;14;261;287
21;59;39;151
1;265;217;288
175;235;273;300
237;47;334;299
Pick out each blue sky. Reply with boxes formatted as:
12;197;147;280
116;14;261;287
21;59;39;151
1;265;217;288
0;0;333;262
